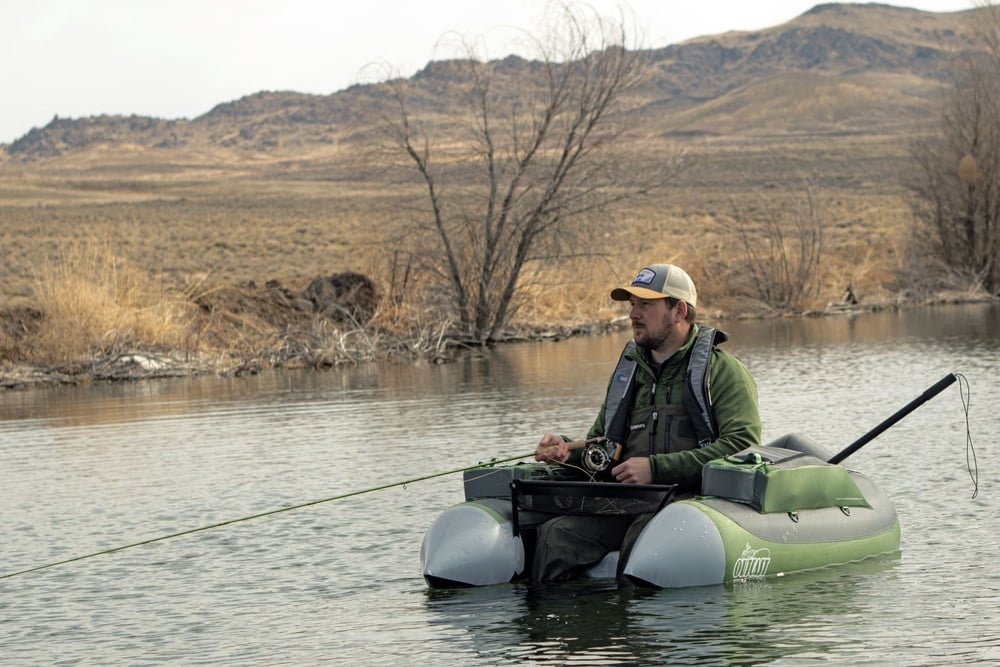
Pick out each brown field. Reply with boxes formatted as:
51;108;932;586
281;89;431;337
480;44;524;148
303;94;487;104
7;1;992;382
0;128;977;384
0;132;919;300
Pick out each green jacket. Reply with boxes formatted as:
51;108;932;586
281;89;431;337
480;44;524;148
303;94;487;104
584;323;762;489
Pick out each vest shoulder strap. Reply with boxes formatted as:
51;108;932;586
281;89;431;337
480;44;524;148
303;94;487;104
683;326;728;447
603;340;637;445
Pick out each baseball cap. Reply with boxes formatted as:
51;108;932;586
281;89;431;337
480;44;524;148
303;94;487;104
610;263;697;307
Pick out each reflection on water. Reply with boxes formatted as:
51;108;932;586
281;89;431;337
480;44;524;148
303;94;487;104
419;554;905;665
729;303;1000;351
0;335;625;433
2;303;992;431
1;302;998;666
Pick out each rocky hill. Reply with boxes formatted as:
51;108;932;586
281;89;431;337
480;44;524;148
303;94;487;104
0;3;981;162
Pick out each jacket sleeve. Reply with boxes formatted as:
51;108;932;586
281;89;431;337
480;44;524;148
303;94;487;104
586;401;608;440
647;349;762;489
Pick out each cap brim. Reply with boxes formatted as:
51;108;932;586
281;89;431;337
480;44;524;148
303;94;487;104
610;286;670;301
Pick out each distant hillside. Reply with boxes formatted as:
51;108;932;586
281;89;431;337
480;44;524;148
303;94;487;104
634;3;975;137
0;3;981;162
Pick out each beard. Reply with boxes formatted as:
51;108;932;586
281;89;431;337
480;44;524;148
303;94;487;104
632;312;674;352
633;317;670;351
634;328;668;350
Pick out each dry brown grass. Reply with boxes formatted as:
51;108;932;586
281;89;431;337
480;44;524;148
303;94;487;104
28;241;196;364
0;131;952;375
6;3;990;378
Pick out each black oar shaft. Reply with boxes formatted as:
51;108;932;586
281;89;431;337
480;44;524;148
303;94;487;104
829;373;957;464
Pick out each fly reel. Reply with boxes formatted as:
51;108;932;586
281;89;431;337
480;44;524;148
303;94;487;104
580;438;623;476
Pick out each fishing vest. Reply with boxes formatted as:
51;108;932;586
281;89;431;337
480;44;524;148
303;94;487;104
603;327;728;458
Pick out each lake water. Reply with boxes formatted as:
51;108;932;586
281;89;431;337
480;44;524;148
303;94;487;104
1;303;997;665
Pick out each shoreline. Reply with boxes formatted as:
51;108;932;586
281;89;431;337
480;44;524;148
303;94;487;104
2;292;995;391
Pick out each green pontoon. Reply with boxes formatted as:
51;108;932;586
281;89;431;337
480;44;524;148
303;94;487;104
421;374;956;589
421;434;899;588
622;438;900;587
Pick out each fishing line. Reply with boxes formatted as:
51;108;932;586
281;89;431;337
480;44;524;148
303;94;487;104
0;451;535;581
955;372;978;499
5;373;980;580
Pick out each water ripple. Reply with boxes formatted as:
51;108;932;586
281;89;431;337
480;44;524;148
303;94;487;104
2;304;999;665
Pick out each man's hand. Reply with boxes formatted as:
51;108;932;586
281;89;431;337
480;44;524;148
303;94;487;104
535;432;570;464
612;456;652;484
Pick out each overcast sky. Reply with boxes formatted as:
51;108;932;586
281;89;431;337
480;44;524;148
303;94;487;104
0;0;977;144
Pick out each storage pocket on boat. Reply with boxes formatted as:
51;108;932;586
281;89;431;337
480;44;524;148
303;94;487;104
701;445;871;513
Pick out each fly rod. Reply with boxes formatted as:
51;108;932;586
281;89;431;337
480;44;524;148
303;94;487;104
0;451;536;581
829;373;957;465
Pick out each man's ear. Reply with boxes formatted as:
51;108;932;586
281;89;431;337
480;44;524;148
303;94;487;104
674;299;688;322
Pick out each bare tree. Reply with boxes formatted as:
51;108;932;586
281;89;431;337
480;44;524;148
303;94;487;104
723;184;827;311
908;1;1000;294
373;4;679;343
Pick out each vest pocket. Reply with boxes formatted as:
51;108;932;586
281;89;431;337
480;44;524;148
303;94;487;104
672;414;698;452
624;404;700;458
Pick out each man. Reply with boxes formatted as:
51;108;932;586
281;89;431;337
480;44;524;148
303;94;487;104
532;263;762;584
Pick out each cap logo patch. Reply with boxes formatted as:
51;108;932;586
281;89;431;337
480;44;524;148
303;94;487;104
632;268;657;286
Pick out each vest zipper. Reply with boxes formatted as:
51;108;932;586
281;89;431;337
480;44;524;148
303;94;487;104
649;377;659;455
649;410;659;455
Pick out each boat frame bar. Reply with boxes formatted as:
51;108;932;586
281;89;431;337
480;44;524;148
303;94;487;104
509;479;677;537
